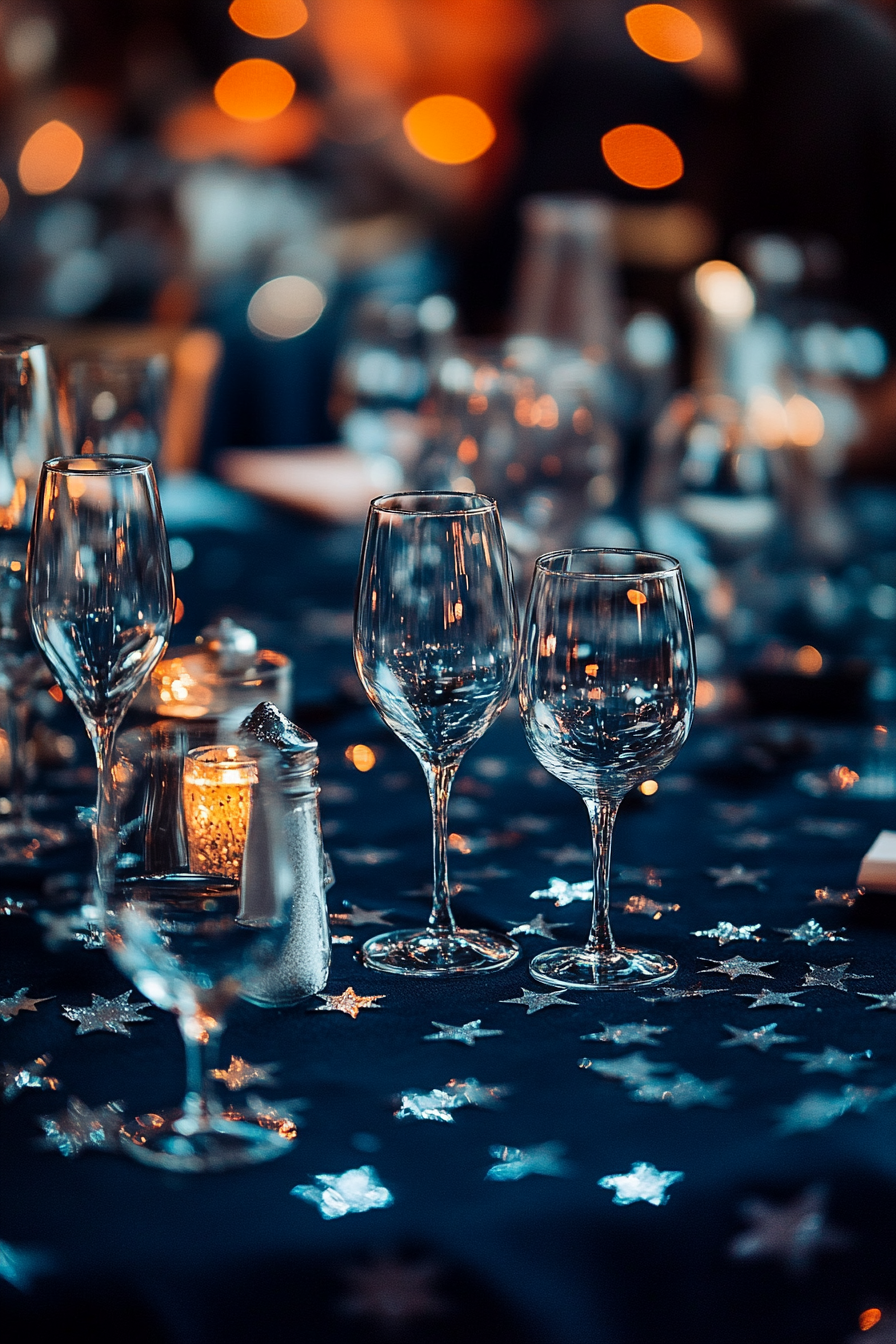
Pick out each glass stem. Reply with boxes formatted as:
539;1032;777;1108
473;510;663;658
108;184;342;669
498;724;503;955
423;759;460;937
180;1015;223;1130
583;794;622;958
3;690;28;823
91;721;117;897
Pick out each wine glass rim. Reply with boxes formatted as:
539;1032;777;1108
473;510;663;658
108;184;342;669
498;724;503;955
43;454;153;476
371;490;497;516
535;547;682;580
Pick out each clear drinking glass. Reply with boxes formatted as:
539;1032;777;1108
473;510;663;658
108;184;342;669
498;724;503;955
103;721;296;1172
26;456;174;889
354;491;520;975
519;549;695;988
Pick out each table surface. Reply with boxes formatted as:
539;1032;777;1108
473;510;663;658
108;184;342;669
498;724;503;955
1;491;894;1344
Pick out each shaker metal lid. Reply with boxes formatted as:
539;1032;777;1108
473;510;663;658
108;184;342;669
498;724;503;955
239;702;318;763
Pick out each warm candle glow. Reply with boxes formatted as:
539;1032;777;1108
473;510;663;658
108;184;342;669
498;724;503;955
183;746;258;881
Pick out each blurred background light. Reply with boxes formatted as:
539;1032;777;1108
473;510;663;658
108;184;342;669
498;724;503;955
43;248;111;315
402;95;496;165
0;179;9;222
785;393;825;447
228;0;309;38
694;260;755;322
4;15;58;80
600;123;683;189
214;59;296;122
624;311;676;367
162;97;318;165
18;120;84;195
35;199;98;257
247;274;326;339
625;5;703;62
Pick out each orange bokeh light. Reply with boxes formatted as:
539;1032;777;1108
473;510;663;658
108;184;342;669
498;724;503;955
18;120;83;194
695;678;716;707
627;589;648;605
402;95;496;165
214;59;296;122
228;0;308;38
601;123;683;189
0;178;8;221
345;743;376;772
794;644;823;675
625;5;703;62
859;1309;882;1331
162;97;318;165
639;779;659;795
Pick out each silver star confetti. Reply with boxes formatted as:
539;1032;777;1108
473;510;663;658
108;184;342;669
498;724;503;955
692;922;763;945
720;1023;802;1053
774;1087;894;1135
801;962;870;992
858;991;896;1012
506;914;571;939
785;1046;872;1076
529;877;592;906
579;1053;673;1086
736;989;809;1009
628;1072;731;1109
643;983;728;1002
500;988;579;1014
729;1186;847;1271
616;866;672;886
485;1142;572;1181
290;1166;393;1219
38;1096;125;1156
394;1088;458;1122
612;895;680;918
598;1161;683;1206
222;1093;306;1140
329;904;394;927
340;1256;445;1326
1;1055;61;1102
707;865;769;889
712;803;761;825
814;886;861;907
36;909;104;952
209;1056;278;1091
331;934;354;944
775;920;849;946
0;1239;51;1290
581;1021;671;1047
61;990;153;1036
796;818;861;839
441;1077;510;1109
0;897;34;918
312;987;385;1018
720;829;776;850
538;845;592;865
698;955;779;980
334;848;401;866
0;988;54;1021
423;1020;504;1047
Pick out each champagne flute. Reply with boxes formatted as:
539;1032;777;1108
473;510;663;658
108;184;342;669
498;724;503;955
26;456;174;888
354;491;520;975
519;549;695;988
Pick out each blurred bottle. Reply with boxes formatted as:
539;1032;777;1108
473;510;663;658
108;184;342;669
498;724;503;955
65;354;169;463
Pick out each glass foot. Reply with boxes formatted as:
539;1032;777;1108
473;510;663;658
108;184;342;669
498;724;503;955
119;1107;293;1173
0;818;73;863
362;927;520;976
529;945;677;990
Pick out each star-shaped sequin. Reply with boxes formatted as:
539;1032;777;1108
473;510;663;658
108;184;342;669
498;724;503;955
500;988;578;1014
736;989;808;1009
699;955;778;980
209;1056;278;1091
775;920;849;945
394;1088;458;1122
529;877;592;906
720;1023;802;1052
329;905;394;928
61;991;152;1036
538;845;592;866
612;895;680;918
1;1055;61;1102
598;1161;683;1206
692;922;763;945
858;991;896;1011
441;1077;510;1109
506;914;570;939
773;1086;896;1135
291;1166;393;1219
37;1096;125;1156
423;1020;504;1047
813;886;861;907
0;988;54;1021
579;1053;673;1086
643;983;728;1002
485;1142;572;1181
628;1073;731;1109
313;987;385;1018
707;865;769;889
800;961;870;992
222;1093;306;1140
334;848;401;867
785;1046;872;1076
729;1186;847;1271
580;1021;671;1047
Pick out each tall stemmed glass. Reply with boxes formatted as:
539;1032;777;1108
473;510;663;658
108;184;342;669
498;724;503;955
520;549;695;988
354;492;520;975
26;456;174;889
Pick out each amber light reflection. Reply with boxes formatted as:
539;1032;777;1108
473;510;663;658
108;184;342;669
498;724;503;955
601;123;683;189
18;120;83;194
214;59;296;121
228;0;308;38
859;1309;883;1331
402;95;496;165
625;5;703;62
346;743;377;771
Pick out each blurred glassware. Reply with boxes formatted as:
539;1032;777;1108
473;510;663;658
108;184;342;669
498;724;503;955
27;456;174;893
0;335;63;526
145;617;292;726
65;354;170;463
103;721;297;1171
417;338;623;580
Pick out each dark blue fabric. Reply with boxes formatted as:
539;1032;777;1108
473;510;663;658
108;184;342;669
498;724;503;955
1;506;894;1344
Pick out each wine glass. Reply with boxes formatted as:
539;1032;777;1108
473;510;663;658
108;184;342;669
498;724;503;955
354;491;520;975
26;456;174;889
103;721;297;1172
519;548;695;988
